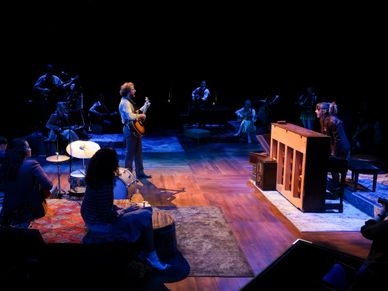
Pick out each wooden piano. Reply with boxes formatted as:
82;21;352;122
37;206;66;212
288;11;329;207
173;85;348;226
270;122;330;212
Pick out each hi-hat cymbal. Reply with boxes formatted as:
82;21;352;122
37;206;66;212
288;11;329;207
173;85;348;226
46;155;70;163
66;140;101;159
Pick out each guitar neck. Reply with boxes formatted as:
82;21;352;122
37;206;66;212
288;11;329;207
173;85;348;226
139;97;150;114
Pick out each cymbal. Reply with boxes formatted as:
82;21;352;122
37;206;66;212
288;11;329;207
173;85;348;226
46;155;70;163
66;140;101;159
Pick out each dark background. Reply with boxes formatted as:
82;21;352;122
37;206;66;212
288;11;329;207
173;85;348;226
1;1;385;138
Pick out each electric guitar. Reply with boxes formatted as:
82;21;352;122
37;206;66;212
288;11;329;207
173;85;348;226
39;75;80;100
128;97;151;136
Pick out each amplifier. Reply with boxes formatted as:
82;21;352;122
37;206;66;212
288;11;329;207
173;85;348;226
249;152;277;190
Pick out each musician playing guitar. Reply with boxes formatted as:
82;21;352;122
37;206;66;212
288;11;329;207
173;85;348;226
118;82;152;179
234;99;257;144
32;64;79;130
191;80;210;106
190;80;210;126
88;93;118;133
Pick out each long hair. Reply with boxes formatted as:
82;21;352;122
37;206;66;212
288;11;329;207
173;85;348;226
0;138;29;181
85;147;119;189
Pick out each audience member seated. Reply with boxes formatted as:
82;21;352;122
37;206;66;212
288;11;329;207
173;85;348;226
0;138;56;228
322;197;388;290
81;147;170;271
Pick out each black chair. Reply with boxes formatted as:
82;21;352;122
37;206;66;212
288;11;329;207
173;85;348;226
325;156;348;213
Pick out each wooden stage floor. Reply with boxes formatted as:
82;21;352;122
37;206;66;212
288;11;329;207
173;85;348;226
39;129;371;291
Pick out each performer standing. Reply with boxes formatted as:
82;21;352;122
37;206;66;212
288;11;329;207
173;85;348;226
32;64;78;131
32;64;66;130
88;93;118;133
118;82;152;179
296;85;318;130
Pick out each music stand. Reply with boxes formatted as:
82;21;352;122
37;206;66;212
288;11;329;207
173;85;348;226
46;153;70;198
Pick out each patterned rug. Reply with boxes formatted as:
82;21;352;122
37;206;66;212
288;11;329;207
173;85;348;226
159;206;254;277
31;200;253;277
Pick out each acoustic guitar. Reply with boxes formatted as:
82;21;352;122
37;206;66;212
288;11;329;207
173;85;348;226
128;97;151;136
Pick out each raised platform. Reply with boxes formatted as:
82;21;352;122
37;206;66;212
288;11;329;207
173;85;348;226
90;133;185;155
343;173;388;217
90;133;124;148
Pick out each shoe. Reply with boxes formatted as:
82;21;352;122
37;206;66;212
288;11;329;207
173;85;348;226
137;173;152;179
145;251;170;271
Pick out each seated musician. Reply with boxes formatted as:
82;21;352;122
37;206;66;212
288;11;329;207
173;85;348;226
46;102;80;151
234;99;257;144
189;80;210;126
88;93;118;133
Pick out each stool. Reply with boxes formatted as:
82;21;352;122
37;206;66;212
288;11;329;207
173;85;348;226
348;160;379;192
152;209;177;260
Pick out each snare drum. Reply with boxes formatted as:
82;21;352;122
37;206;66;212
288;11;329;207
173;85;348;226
114;167;137;199
69;169;86;194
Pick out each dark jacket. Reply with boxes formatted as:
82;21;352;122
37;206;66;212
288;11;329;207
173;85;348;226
0;159;52;225
322;115;351;159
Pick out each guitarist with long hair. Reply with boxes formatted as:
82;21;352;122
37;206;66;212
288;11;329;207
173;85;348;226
118;82;152;179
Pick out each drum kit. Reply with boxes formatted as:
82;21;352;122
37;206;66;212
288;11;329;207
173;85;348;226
46;140;100;198
46;140;138;199
46;153;70;198
114;167;138;199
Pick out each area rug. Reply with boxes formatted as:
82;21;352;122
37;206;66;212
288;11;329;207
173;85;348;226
156;206;254;277
31;200;253;277
258;189;372;232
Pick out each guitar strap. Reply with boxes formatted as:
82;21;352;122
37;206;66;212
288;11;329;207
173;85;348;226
123;97;140;135
127;97;139;111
